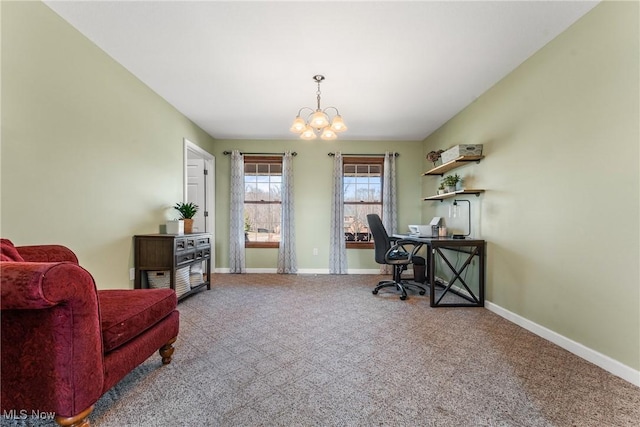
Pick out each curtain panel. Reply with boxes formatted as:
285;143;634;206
229;150;246;273
277;151;297;274
329;152;348;274
381;152;398;274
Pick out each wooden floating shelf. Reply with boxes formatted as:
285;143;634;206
423;155;485;176
423;189;485;201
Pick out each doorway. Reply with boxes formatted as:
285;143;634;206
183;138;215;270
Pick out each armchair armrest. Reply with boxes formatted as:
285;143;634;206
0;261;89;309
1;261;104;417
384;239;424;263
16;244;79;264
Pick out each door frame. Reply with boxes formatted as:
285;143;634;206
183;139;215;268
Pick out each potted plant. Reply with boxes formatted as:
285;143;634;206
426;149;444;167
437;183;446;195
174;202;198;234
442;174;461;193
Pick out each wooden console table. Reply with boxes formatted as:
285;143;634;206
134;233;211;301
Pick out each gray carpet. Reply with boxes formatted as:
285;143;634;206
3;274;639;426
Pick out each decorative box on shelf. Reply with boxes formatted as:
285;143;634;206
441;144;483;164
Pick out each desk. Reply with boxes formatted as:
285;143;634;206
394;235;485;307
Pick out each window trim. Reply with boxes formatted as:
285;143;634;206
244;155;282;249
343;156;384;250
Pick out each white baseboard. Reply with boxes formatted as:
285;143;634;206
485;301;640;387
213;268;382;274
346;268;381;274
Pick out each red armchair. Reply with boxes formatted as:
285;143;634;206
0;239;179;426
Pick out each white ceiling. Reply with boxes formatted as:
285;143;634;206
44;0;598;142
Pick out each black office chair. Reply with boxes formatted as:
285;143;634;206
366;214;426;300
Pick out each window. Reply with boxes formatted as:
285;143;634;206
244;156;282;248
343;157;383;249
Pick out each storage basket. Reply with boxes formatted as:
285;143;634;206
189;262;204;287
148;266;191;297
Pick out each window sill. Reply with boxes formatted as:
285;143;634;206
346;242;374;249
245;242;280;249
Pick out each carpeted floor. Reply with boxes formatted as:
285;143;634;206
3;274;639;426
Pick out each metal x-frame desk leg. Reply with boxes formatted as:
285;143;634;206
429;242;485;307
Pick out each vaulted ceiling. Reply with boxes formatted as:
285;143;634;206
44;1;599;141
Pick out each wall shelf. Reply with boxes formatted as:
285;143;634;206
423;189;485;201
423;155;484;176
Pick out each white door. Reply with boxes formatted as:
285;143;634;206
187;157;206;233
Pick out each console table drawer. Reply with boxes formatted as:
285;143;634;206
175;238;187;252
194;248;211;260
176;251;196;266
195;236;210;248
175;237;200;252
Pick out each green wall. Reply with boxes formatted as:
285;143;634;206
2;0;638;375
211;139;424;272
422;1;639;370
1;1;215;288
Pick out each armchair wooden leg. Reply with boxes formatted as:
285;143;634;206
159;337;177;364
55;405;94;427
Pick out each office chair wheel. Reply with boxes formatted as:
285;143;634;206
419;290;426;295
400;295;407;300
372;290;378;295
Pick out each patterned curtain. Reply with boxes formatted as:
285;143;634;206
381;152;398;274
329;152;348;274
229;150;246;273
277;151;297;274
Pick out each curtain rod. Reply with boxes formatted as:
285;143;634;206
328;152;399;157
223;151;297;156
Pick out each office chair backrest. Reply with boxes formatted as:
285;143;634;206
367;214;391;265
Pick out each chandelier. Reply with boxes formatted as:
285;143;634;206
290;75;347;141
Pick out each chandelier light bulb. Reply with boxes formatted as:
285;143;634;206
300;125;317;140
289;116;306;133
330;115;347;132
310;111;330;129
321;128;337;141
